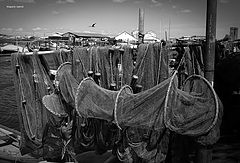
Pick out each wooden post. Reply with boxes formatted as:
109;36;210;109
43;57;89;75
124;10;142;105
198;0;217;163
138;8;144;43
204;0;217;85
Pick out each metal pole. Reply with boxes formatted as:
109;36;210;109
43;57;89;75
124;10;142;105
204;0;217;86
138;8;144;43
198;0;217;162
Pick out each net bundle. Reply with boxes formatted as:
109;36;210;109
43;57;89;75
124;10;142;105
11;52;54;155
133;43;169;90
75;77;132;121
113;71;220;162
72;46;134;90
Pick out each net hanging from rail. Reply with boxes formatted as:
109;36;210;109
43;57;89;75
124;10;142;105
11;52;54;155
133;43;169;91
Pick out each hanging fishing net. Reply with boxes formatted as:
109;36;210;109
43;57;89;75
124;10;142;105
91;47;111;89
75;77;132;121
164;74;219;136
42;62;78;117
72;46;134;90
113;71;220;162
11;51;54;155
74;77;129;155
72;47;89;82
133;43;169;91
115;71;219;136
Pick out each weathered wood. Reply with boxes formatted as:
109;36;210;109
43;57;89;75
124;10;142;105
138;8;144;43
199;0;217;162
204;0;217;86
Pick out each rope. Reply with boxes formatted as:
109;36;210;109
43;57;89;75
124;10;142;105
114;85;133;130
157;42;163;84
135;44;149;76
15;52;35;140
77;55;87;78
109;49;114;84
163;70;178;129
95;47;99;73
176;49;187;72
89;47;93;71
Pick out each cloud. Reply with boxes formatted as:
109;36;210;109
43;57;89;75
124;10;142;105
219;0;229;3
172;5;176;9
13;0;35;3
112;0;127;3
151;0;158;3
16;28;23;31
1;28;13;31
180;9;191;13
56;0;75;4
32;27;42;31
151;0;162;7
52;10;59;14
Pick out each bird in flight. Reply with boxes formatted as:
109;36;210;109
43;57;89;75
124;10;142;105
89;23;96;27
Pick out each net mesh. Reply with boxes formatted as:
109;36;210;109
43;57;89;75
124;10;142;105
133;43;169;90
164;74;219;136
75;77;132;121
11;52;54;155
115;72;219;136
72;46;134;89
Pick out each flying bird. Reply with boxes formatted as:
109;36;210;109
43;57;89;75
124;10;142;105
89;23;96;27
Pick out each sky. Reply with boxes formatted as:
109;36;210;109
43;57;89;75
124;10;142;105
0;0;240;39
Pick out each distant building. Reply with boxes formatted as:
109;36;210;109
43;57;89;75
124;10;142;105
48;33;63;40
61;32;109;46
131;30;139;39
115;31;138;43
144;31;160;43
62;32;109;39
230;27;238;41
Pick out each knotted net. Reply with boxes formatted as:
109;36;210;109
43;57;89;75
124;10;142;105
11;52;54;155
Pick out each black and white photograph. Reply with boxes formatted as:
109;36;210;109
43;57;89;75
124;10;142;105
0;0;240;162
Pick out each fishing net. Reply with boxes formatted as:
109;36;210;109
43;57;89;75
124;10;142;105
11;51;54;155
115;71;219;136
72;47;89;82
91;47;111;89
58;71;79;109
75;77;132;121
133;43;169;91
121;45;134;86
74;77;127;155
42;49;72;70
113;71;220;162
164;74;219;136
72;46;134;90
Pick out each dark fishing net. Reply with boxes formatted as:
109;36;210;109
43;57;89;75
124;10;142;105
91;47;111;89
72;46;134;90
133;43;169;90
113;72;220;162
115;72;219;136
75;77;132;121
72;47;89;82
72;46;133;156
165;74;219;137
58;71;79;109
11;52;54;155
176;46;205;86
121;45;134;86
115;75;171;131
